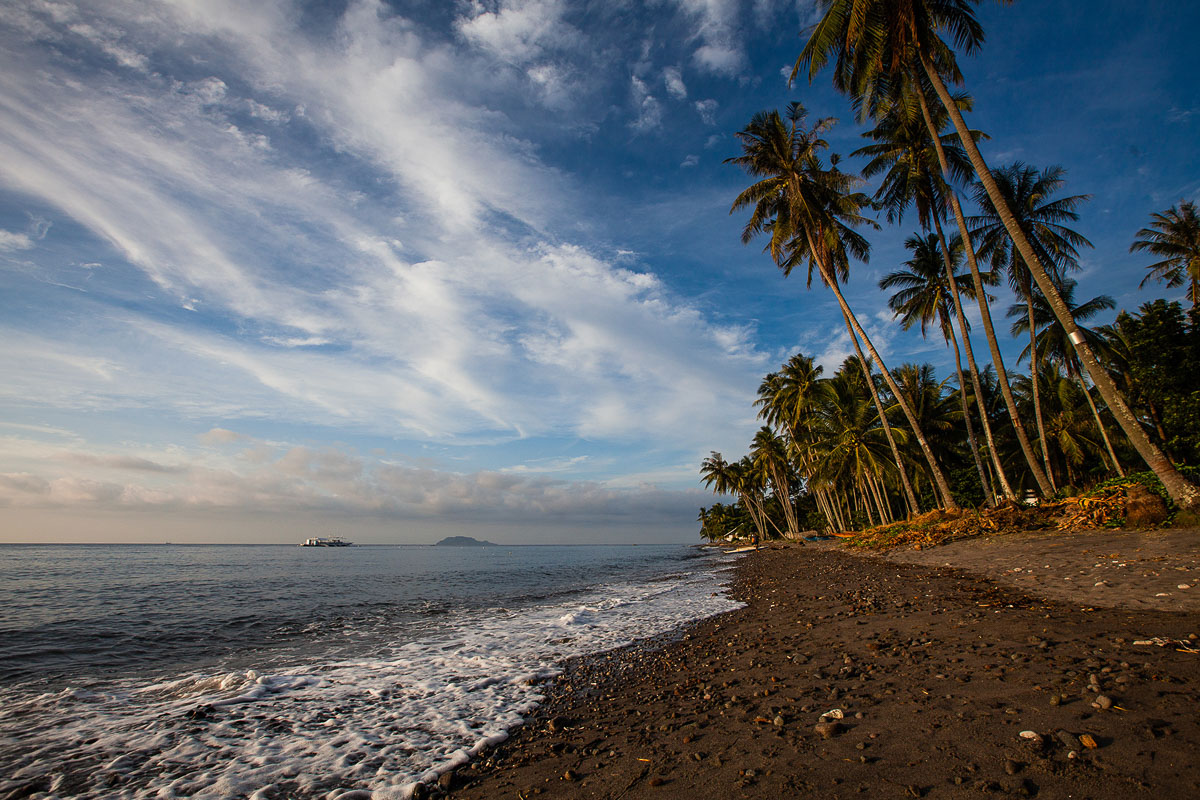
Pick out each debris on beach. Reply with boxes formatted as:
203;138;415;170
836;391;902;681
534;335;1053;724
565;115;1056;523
841;476;1187;551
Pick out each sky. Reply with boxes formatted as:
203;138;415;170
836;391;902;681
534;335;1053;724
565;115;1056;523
1;0;1197;544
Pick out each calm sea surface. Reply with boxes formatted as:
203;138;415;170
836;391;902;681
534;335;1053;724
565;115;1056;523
0;543;740;799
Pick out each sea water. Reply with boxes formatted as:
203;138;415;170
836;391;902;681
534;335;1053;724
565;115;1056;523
0;543;741;799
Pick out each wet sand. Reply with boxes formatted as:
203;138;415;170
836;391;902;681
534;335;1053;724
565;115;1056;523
443;529;1200;799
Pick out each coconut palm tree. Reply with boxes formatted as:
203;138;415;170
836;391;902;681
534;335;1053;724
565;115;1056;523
793;0;1200;510
1131;201;1200;310
880;233;994;503
811;364;900;527
853;81;1018;500
755;355;842;529
727;102;958;511
889;362;961;504
750;426;801;539
700;453;773;546
1010;278;1123;477
970;163;1093;492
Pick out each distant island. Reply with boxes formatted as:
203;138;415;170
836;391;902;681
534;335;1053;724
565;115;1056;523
434;536;497;547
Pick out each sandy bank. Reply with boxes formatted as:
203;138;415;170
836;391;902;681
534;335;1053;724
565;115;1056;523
442;533;1199;799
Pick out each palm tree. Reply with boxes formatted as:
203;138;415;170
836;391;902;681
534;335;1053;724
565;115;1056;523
853;81;1017;501
889;362;961;504
971;163;1093;492
1011;278;1123;477
794;0;1200;509
700;452;771;546
811;364;900;527
1131;201;1200;310
726;102;957;511
881;233;994;504
750;426;801;539
755;355;842;529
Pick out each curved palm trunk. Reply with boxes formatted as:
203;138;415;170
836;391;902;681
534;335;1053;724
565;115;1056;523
1075;372;1124;477
811;238;959;511
769;461;801;538
929;208;1016;501
837;305;921;515
1025;278;1057;491
923;52;1200;512
914;84;1054;498
947;321;994;505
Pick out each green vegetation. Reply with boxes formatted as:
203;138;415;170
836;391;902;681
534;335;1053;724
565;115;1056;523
699;0;1200;542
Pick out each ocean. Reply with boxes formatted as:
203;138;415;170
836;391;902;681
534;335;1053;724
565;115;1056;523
0;542;741;799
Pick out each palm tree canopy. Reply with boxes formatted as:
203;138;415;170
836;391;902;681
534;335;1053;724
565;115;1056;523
880;232;979;338
726;102;876;287
968;163;1092;291
1131;200;1200;307
1008;278;1114;376
793;0;993;113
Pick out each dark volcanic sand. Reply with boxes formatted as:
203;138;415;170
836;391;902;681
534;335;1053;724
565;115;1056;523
443;540;1199;800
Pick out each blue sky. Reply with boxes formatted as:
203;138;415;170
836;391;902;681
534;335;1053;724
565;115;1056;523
1;0;1197;543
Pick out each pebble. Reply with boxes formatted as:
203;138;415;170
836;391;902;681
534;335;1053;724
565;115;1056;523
1056;730;1082;751
1178;584;1191;590
563;769;578;782
814;721;842;739
1094;695;1114;710
648;776;665;787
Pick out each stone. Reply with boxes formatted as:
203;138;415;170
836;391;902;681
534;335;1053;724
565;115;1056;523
648;776;665;787
563;770;579;782
1095;695;1114;710
437;772;455;791
1056;730;1082;751
814;721;842;739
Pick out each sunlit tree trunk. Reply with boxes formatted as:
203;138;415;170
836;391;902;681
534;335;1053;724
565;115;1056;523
914;85;1053;497
1076;374;1124;477
1026;280;1057;492
811;237;959;511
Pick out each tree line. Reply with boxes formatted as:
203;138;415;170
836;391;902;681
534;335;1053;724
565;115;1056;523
699;0;1199;541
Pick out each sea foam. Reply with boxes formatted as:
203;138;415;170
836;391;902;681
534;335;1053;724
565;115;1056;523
0;553;742;799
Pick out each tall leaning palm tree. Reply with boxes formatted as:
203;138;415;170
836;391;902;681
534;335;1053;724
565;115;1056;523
794;0;1199;509
1011;278;1124;478
851;69;1034;499
1131;201;1200;311
727;102;958;512
970;163;1093;492
881;233;994;504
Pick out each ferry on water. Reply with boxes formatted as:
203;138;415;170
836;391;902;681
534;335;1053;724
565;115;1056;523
301;536;353;547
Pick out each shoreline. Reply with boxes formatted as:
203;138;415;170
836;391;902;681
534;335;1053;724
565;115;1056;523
439;530;1199;799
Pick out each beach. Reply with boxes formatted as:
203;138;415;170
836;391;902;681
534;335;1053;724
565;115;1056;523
446;530;1200;799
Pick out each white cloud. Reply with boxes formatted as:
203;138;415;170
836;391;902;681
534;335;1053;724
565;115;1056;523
629;75;662;131
0;229;33;250
669;0;747;76
455;0;578;64
695;97;718;124
0;0;774;534
663;65;687;99
681;154;699;168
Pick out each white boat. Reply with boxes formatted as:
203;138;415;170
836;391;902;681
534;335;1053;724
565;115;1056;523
301;536;353;547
